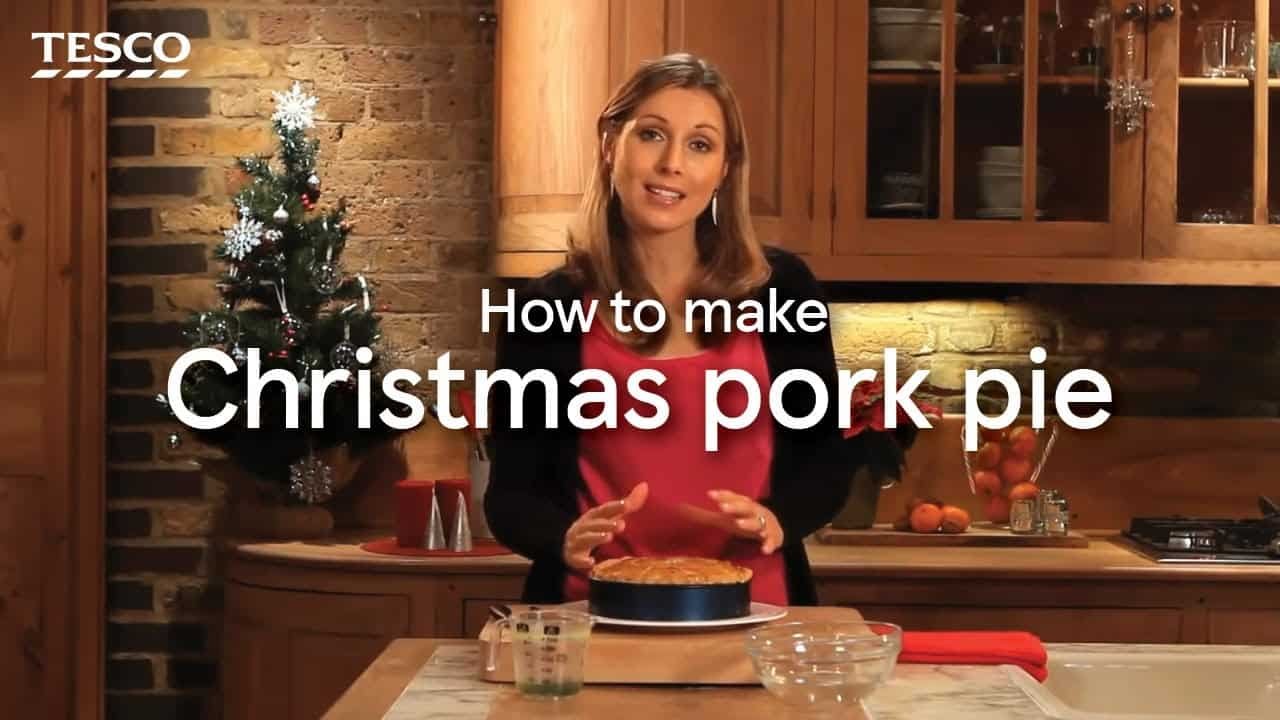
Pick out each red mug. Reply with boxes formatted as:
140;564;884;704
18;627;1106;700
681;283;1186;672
394;479;436;547
434;477;472;539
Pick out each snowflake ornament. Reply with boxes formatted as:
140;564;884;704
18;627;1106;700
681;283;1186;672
223;216;264;260
271;82;318;131
264;228;283;245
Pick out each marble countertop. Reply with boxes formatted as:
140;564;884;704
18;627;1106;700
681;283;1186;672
358;643;1033;720
343;641;1280;720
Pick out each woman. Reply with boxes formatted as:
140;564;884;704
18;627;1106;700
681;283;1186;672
484;52;853;607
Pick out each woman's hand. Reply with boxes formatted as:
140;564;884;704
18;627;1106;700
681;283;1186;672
562;482;649;570
707;489;784;555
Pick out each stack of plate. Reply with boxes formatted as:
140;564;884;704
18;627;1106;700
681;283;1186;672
976;146;1052;219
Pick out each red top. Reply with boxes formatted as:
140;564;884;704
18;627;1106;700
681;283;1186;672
563;310;787;606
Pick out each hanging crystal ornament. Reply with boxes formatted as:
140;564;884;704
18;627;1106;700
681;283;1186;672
200;312;238;347
357;275;372;312
1105;10;1154;135
296;347;321;399
271;280;307;347
289;451;334;504
307;174;321;191
273;204;290;225
330;308;358;372
311;243;341;295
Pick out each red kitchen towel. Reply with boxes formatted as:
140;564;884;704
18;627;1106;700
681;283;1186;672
900;631;1049;682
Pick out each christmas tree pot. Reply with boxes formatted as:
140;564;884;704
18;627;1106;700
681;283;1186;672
205;443;360;540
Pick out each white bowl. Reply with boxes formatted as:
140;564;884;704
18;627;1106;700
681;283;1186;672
872;0;942;9
980;145;1044;164
870;11;968;65
976;166;1054;209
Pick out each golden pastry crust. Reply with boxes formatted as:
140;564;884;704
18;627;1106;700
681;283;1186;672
590;556;752;585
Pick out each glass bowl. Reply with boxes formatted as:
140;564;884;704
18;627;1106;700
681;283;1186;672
745;621;902;716
961;418;1059;525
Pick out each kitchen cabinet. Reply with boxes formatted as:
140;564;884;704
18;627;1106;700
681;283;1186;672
493;0;1280;284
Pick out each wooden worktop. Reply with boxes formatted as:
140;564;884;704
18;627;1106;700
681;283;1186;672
230;530;1280;583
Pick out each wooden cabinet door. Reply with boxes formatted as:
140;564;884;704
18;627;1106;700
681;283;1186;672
1143;0;1280;260
223;583;411;720
0;0;104;718
610;0;826;255
829;0;1143;278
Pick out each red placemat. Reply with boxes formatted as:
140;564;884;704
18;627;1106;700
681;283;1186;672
360;537;513;557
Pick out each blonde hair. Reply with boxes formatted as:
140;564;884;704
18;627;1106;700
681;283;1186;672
565;52;770;351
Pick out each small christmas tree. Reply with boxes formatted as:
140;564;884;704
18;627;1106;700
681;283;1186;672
167;82;408;504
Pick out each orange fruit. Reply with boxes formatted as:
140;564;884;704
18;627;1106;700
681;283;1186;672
1008;426;1038;458
1008;482;1039;501
909;503;944;533
984;494;1012;523
972;470;1001;496
940;505;971;533
999;456;1033;486
975;441;1002;469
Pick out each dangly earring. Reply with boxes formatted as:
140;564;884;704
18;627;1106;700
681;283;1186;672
711;190;719;226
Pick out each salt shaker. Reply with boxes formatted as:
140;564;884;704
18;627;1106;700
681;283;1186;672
1010;497;1040;534
1041;490;1070;535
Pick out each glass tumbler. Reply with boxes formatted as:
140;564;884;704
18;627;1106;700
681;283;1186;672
1199;21;1256;78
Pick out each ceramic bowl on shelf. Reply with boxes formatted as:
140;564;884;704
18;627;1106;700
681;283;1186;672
979;145;1043;164
870;8;969;68
976;161;1053;210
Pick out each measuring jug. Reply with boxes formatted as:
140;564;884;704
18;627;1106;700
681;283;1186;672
485;608;594;697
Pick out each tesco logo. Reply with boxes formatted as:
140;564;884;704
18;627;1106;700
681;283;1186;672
31;32;190;79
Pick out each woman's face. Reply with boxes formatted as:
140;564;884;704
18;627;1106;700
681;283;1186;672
609;86;728;238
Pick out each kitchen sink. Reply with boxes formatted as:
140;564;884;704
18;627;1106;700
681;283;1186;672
1009;645;1280;719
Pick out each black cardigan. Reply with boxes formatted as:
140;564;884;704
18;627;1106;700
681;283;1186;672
483;245;864;605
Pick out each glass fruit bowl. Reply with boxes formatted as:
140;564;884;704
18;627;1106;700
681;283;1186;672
961;418;1059;525
745;621;902;717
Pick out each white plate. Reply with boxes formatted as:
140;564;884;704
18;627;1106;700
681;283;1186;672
871;202;926;212
976;208;1045;219
560;600;788;629
870;59;941;72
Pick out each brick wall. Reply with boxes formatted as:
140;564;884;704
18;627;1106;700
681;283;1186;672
828;284;1280;417
105;2;494;717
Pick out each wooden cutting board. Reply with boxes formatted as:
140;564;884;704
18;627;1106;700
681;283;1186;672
814;522;1090;548
479;604;864;685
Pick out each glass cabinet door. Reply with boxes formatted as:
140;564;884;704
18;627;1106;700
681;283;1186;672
834;0;1143;260
1145;0;1279;258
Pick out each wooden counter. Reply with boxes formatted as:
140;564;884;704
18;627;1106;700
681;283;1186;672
224;532;1280;720
232;531;1280;582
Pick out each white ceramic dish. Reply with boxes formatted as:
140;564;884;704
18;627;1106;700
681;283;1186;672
972;63;1022;75
976;208;1045;219
870;59;942;71
561;600;787;629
